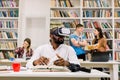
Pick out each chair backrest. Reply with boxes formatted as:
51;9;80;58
91;51;110;62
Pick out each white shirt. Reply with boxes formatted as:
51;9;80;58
23;49;26;60
26;43;80;68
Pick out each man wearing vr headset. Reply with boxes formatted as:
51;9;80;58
26;27;80;68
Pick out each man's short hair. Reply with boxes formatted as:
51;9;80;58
76;24;83;28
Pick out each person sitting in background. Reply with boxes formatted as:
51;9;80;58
69;24;88;60
91;27;108;52
14;38;33;60
26;27;80;68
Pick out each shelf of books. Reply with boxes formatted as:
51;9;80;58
82;0;113;61
114;0;120;62
0;0;19;59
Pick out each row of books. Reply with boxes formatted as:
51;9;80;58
104;31;113;39
51;10;79;17
51;20;114;29
0;31;18;39
83;10;111;17
114;22;120;28
0;20;18;28
114;11;120;17
114;0;120;7
83;31;113;39
0;10;18;17
50;20;79;28
51;0;73;7
114;52;120;61
83;21;112;29
0;0;18;7
83;32;95;39
0;51;15;59
115;31;120;39
51;10;119;18
50;21;63;29
83;0;110;7
0;41;17;49
114;42;120;49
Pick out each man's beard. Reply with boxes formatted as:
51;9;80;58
53;37;64;45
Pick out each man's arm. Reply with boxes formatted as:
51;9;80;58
53;46;80;67
26;46;42;68
33;56;49;66
70;38;87;47
78;39;88;47
54;54;70;67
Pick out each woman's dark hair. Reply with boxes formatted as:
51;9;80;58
95;27;103;39
92;27;103;44
24;38;31;49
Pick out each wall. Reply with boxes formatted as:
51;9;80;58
19;0;50;49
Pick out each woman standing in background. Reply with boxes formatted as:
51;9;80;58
14;38;33;60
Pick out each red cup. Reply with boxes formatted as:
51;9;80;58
12;62;21;72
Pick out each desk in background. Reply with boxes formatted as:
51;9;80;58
0;59;27;66
80;61;120;80
0;69;110;80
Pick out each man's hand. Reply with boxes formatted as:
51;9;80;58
33;56;49;66
54;54;70;67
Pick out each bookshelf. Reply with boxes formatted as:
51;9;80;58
114;0;120;62
0;0;19;59
82;0;113;62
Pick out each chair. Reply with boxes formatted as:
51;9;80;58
91;51;110;62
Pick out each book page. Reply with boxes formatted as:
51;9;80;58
32;65;70;72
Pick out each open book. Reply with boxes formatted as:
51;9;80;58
32;65;70;72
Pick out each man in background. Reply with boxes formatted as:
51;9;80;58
69;24;88;61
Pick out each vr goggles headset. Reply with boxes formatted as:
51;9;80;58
51;27;70;37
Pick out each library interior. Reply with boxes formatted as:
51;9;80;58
0;0;120;80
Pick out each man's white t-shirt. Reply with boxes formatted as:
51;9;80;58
26;43;80;68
